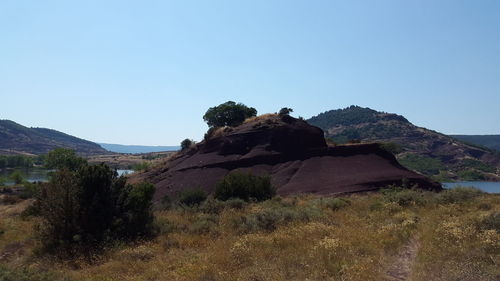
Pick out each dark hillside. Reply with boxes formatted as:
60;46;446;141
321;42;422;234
0;120;107;155
308;106;500;181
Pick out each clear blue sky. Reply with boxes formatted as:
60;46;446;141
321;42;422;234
2;0;499;145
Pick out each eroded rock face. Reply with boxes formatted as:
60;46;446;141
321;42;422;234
133;115;441;201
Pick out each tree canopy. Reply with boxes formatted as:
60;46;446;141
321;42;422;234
203;101;257;128
44;148;85;171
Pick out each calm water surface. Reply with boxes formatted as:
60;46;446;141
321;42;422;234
442;181;500;194
1;168;134;186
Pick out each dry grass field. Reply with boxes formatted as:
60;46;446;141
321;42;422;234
0;187;498;281
87;151;175;170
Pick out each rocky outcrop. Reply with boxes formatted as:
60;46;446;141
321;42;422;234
133;115;441;201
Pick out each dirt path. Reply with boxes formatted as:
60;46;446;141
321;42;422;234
385;237;419;281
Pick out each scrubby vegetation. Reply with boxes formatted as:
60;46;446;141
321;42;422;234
398;153;445;176
214;172;276;202
308;105;408;130
35;164;155;256
131;161;151;172
278;107;293;116
177;188;208;207
9;170;25;185
180;138;193;151
1;149;156;260
0;184;497;281
0;155;40;169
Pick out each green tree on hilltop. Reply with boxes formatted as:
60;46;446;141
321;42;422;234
203;101;257;128
181;139;193;150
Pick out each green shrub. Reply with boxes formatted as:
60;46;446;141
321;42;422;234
223;198;246;210
278;107;293;116
156;194;172;210
317;197;351;211
234;203;323;233
328;198;351;210
178;188;207;207
477;212;500;232
36;163;155;255
180;139;193;150
199;197;225;214
9;170;24;185
381;187;428;207
214;172;276;202
18;182;40;199
457;169;486;181
398;154;445;176
459;159;496;174
131;162;151;172
435;187;483;204
379;142;403;154
189;214;218;234
154;218;178;235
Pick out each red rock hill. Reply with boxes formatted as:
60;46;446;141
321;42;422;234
133;114;441;201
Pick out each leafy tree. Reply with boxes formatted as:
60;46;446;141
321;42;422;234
180;138;193;150
278;107;293;116
36;163;155;255
203;101;257;128
0;155;34;169
45;148;85;171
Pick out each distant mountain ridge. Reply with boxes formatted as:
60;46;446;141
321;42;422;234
99;143;180;154
307;106;500;181
0;120;107;155
451;135;500;151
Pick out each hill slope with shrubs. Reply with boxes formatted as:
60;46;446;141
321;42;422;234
308;106;500;181
0;119;107;155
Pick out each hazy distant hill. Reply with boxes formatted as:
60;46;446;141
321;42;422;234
308;106;500;181
0;120;107;155
451;135;500;151
99;143;180;154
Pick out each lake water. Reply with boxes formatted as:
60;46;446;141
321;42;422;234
117;169;134;176
0;168;135;186
0;168;52;185
2;168;498;194
442;181;500;194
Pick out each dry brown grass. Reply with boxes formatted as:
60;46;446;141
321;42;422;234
87;152;175;170
242;113;278;124
0;189;498;281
